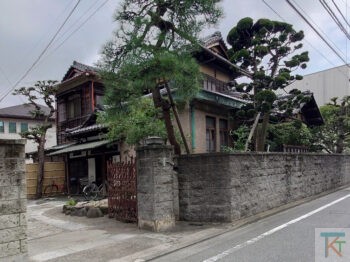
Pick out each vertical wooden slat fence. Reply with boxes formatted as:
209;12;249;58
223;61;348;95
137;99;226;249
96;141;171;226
26;162;65;199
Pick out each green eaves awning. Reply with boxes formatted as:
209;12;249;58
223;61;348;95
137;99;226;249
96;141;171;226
195;90;246;109
48;140;112;156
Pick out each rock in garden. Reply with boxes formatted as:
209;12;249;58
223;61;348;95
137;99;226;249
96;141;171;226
86;207;103;218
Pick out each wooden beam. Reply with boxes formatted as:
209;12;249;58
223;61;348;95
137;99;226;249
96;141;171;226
165;84;190;155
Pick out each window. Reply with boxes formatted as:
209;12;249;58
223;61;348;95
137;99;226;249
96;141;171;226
21;123;28;132
67;94;81;119
219;119;229;149
9;122;16;133
58;103;66;122
206;116;216;152
95;95;104;107
0;121;4;133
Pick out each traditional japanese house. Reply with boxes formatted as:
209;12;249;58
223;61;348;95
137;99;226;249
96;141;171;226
51;32;325;192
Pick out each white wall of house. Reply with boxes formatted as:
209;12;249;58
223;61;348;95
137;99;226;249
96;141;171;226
287;65;350;106
0;117;56;154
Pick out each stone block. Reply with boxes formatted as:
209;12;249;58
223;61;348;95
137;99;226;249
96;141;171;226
20;239;27;253
0;241;21;259
0;227;26;244
0;186;20;201
138;216;175;232
0;199;26;215
19;213;26;226
0;214;20;230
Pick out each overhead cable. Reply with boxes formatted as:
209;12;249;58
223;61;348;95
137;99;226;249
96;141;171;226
0;0;82;104
286;0;350;67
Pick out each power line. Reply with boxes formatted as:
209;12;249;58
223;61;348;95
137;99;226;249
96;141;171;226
53;0;103;44
286;0;350;67
40;0;110;63
331;0;350;29
291;0;345;57
262;0;348;75
0;0;81;104
319;0;350;40
0;2;74;98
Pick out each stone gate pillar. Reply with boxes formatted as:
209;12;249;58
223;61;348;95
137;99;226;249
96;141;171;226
0;139;27;261
136;141;175;232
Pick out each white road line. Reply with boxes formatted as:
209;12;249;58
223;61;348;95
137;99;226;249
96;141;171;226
203;193;350;262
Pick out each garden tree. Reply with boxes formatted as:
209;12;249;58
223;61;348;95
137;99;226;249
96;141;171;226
226;17;309;151
99;0;222;155
13;81;57;198
266;120;312;152
312;96;350;153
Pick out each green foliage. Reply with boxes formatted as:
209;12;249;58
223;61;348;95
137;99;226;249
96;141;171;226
100;98;167;145
13;80;57;143
99;0;223;148
227;17;308;99
226;18;309;150
231;125;250;151
66;197;77;206
13;80;57;198
311;96;350;153
267;121;312;151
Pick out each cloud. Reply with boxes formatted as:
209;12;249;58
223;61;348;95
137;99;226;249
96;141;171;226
0;0;348;107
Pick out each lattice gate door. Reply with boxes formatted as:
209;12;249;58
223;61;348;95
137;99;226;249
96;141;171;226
107;157;137;222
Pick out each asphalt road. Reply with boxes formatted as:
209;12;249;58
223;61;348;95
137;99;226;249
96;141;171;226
151;187;350;262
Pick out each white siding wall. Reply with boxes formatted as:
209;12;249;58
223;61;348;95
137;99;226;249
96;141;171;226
287;65;350;105
0;118;56;153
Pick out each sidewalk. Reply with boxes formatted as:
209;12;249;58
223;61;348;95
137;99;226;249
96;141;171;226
27;198;230;262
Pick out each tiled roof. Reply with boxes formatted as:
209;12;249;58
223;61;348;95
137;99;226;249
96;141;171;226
0;104;54;120
71;60;98;73
201;31;228;51
66;124;106;136
62;60;99;81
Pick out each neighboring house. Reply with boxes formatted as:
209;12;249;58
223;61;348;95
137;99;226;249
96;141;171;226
287;64;350;106
273;91;324;127
0;104;56;161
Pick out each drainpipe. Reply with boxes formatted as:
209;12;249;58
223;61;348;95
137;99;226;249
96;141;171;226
91;80;95;111
190;104;196;151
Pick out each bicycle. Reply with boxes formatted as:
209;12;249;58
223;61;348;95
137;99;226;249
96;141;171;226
44;180;64;197
83;180;108;201
69;177;89;195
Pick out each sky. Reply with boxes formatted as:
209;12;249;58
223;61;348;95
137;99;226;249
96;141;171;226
1;0;350;108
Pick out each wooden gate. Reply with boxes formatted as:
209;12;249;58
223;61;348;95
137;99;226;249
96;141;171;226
106;158;137;222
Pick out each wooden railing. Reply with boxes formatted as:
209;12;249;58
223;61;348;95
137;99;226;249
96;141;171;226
283;144;309;153
202;74;230;93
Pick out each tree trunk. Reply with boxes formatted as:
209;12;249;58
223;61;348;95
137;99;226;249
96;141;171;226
335;135;345;153
255;112;270;151
36;137;46;198
152;86;181;155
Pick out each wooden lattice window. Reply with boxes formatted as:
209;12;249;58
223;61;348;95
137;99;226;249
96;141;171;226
206;116;216;152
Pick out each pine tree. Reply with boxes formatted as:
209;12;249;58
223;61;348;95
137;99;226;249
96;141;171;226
99;0;222;154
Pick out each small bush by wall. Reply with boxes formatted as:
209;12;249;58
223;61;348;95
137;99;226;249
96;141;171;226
177;153;350;222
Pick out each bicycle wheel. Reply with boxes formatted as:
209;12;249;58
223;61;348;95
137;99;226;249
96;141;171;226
44;184;58;197
44;185;52;196
83;183;98;201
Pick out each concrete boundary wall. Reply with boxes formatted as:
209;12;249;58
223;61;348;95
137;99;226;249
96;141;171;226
177;153;350;222
0;139;27;261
